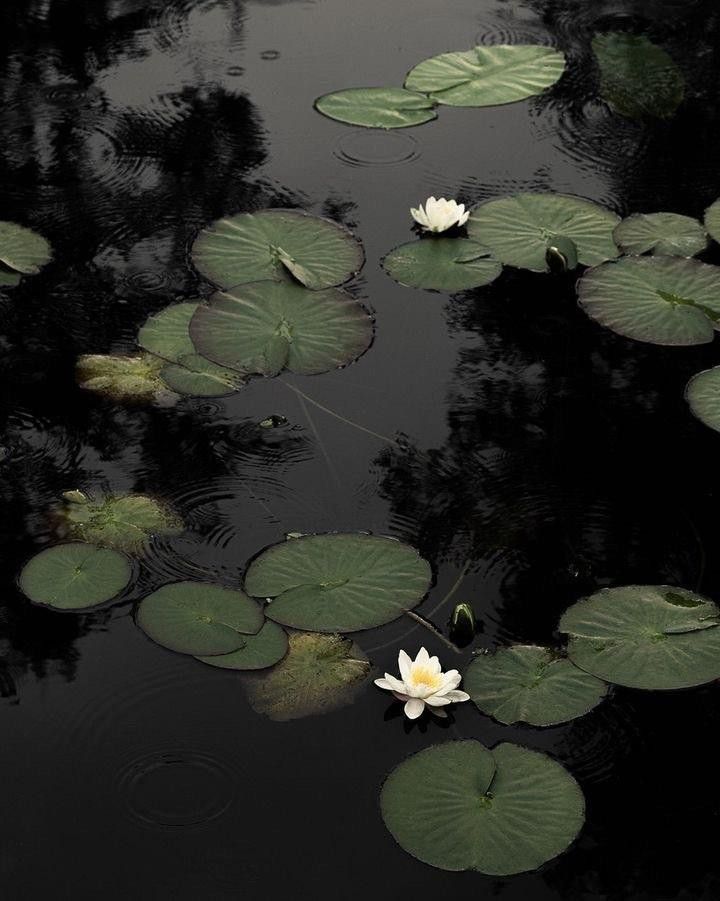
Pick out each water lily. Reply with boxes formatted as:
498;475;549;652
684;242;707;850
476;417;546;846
374;647;470;719
410;197;470;234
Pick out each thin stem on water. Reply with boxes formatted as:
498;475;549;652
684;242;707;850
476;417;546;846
404;611;462;654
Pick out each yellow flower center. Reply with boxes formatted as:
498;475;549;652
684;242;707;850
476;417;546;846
410;667;443;690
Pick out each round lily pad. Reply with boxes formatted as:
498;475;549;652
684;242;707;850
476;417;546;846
195;620;288;671
382;238;502;292
191;209;364;291
19;543;133;610
464;645;608;726
314;87;437;129
60;493;183;553
686;366;720;433
467;193;619;272
244;533;432;632
137;581;264;656
76;353;175;404
0;220;53;275
404;45;566;108
577;256;720;345
704;198;720;244
138;302;200;361
613;213;708;258
559;585;720;690
190;280;373;377
380;740;584;875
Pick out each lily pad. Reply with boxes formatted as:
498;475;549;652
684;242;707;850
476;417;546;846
686;366;720;433
577;256;720;345
559;585;720;690
137;581;264;656
613;213;708;258
19;543;133;611
160;354;247;396
593;33;684;119
191;209;364;291
382;239;502;292
703;198;720;245
76;353;175;404
464;645;608;726
243;632;372;720
380;740;584;875
467;193;619;272
244;533;432;632
0;270;22;288
190;280;373;377
195;620;288;671
138;302;202;361
314;87;437;128
0;220;53;275
404;45;566;108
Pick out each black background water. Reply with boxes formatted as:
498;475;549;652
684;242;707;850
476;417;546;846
2;0;720;898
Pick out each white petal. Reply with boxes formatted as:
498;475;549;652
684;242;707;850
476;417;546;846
428;655;441;675
404;698;425;720
429;706;448;719
435;671;462;694
410;206;429;227
415;647;430;666
443;690;470;703
424;694;452;707
398;650;412;682
458;209;470;226
374;678;393;690
384;673;408;694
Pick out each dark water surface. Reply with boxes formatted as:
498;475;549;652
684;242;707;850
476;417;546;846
2;0;720;898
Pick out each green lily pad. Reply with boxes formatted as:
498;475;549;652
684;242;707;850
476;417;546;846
191;209;364;291
0;270;22;288
404;44;566;108
245;533;432;632
382;238;502;292
138;302;203;361
314;87;437;128
686;366;720;433
195;620;288;671
0;220;53;275
613;213;708;258
593;33;684;119
19;543;133;611
464;645;608;726
703;198;720;244
243;632;372;720
467;193;619;272
160;354;247;397
190;280;373;377
559;585;720;690
577;256;720;345
380;741;584;875
76;353;176;404
137;581;264;656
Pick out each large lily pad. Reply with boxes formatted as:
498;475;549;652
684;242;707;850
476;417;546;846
404;45;566;108
380;741;584;875
244;533;432;632
577;256;720;345
19;543;133;610
382;238;502;292
613;213;708;258
0;220;53;275
314;87;437;129
191;209;364;291
464;645;608;726
686;366;720;433
467;193;619;272
559;585;720;690
195;620;288;671
190;280;373;377
76;353;176;404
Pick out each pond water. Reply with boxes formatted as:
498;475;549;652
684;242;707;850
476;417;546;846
2;0;720;897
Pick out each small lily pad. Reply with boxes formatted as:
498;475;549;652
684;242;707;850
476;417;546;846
559;585;720;690
137;581;264;656
195;620;288;671
382;239;502;291
613;213;708;257
464;645;608;726
19;543;133;610
0;270;22;288
686;366;720;433
245;533;432;632
160;354;247;397
314;87;437;128
60;493;183;553
76;353;175;404
703;198;720;245
0;220;53;275
380;741;584;875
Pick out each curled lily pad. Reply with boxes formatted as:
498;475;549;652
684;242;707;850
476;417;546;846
76;353;176;404
577;256;720;345
380;741;584;875
190;280;373;377
195;620;288;671
559;585;720;690
382;238;501;292
243;632;372;720
404;45;566;107
703;198;720;245
467;193;619;272
613;213;708;258
0;220;53;275
60;493;183;553
314;87;437;129
19;543;133;610
686;366;720;433
464;645;608;726
245;533;432;632
191;209;364;291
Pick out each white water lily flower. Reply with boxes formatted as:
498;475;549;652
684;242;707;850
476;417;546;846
410;196;470;233
374;646;471;720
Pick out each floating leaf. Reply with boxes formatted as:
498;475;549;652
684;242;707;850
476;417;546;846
467;193;619;272
76;353;176;404
60;493;183;553
137;581;264;656
160;354;246;397
0;220;53;275
314;87;437;129
577;256;720;345
404;45;566;107
191;209;364;291
0;270;22;288
190;280;373;377
243;632;372;720
195;620;288;671
686;366;720;433
559;585;720;690
703;198;720;245
593;33;684;119
613;213;708;258
382;238;501;291
245;533;432;632
464;645;608;726
19;543;132;611
380;741;584;875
